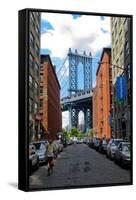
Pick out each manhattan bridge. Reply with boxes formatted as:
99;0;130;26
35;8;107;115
58;48;93;131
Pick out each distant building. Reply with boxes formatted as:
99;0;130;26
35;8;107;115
111;17;131;139
29;12;41;142
40;55;62;140
93;48;112;139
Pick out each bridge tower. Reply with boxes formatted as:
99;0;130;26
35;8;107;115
68;48;92;130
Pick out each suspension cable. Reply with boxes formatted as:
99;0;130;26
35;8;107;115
61;78;69;91
56;56;68;76
59;63;69;83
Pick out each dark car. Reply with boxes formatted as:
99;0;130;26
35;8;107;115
99;139;107;153
93;138;101;151
88;138;94;148
114;142;131;167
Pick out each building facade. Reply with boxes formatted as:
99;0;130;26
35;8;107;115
92;86;97;136
40;55;62;140
29;12;41;142
111;17;131;139
124;18;131;140
93;48;112;139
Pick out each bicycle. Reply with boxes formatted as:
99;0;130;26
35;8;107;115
47;156;54;176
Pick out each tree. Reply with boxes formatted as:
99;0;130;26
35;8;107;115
69;127;78;137
77;130;84;139
87;129;94;138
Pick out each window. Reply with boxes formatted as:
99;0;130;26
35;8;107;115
40;99;43;108
29;32;35;48
35;63;39;76
118;17;121;26
114;22;117;37
112;32;114;44
112;48;114;60
29;98;33;112
124;20;128;33
34;81;38;95
119;29;122;37
34;81;38;89
125;41;129;57
34;103;38;114
35;43;39;57
120;51;123;68
29;54;34;68
40;86;43;94
35;25;39;37
116;58;119;73
127;88;131;106
29;75;33;84
115;39;118;55
127;65;130;79
40;74;43;81
30;13;35;28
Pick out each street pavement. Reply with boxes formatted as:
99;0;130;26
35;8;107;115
29;143;131;190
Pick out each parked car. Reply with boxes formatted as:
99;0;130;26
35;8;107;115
93;138;101;151
106;139;124;159
29;144;39;175
83;137;88;144
32;140;48;164
99;139;107;153
76;138;83;144
114;142;131;167
88;137;94;148
66;140;73;145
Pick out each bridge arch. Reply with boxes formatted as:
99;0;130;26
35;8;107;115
61;48;92;131
68;48;92;95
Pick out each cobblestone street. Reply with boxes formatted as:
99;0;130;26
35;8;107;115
29;143;131;190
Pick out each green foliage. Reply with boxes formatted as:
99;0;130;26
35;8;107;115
87;128;94;137
77;130;84;139
61;127;84;140
69;127;78;137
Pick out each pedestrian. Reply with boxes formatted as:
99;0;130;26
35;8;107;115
46;140;55;176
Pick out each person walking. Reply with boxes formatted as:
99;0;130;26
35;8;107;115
47;140;55;176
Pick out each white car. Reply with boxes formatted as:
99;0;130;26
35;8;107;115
106;139;124;159
76;138;83;144
32;140;48;164
29;144;39;175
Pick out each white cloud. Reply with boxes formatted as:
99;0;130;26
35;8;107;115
41;13;111;59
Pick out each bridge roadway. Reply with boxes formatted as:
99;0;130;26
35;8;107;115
61;90;92;111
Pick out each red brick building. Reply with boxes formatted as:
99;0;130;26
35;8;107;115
40;55;62;140
93;48;112;139
92;86;97;136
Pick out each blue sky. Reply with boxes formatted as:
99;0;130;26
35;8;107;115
40;12;111;128
40;13;111;94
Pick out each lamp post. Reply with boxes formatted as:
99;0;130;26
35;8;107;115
98;61;126;71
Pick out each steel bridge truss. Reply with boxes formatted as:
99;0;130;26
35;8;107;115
68;48;92;96
69;106;92;131
62;49;93;131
